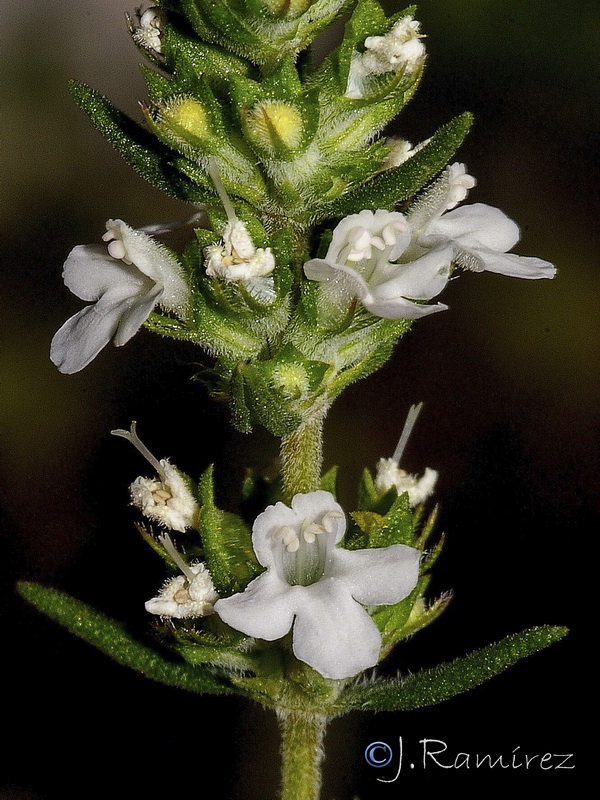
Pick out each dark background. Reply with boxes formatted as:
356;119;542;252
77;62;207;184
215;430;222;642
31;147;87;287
1;1;595;797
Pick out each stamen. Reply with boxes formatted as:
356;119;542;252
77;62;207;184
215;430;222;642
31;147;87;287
274;525;301;552
347;227;370;248
347;246;371;262
206;158;237;227
321;509;344;533
158;532;196;583
111;421;167;482
302;522;324;543
107;240;127;260
392;402;424;464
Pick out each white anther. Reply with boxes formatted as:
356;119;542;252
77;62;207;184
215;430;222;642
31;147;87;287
381;226;397;247
347;227;371;249
303;522;324;543
321;509;344;533
347;246;371;262
370;235;386;251
107;240;127;261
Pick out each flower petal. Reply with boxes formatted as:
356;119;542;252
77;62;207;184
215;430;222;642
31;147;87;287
214;570;297;641
468;247;557;279
252;501;301;568
108;220;190;314
328;544;420;606
62;245;150;301
113;284;163;346
373;245;453;300
292;579;382;679
433;203;520;252
50;292;142;374
290;490;345;543
361;294;448;319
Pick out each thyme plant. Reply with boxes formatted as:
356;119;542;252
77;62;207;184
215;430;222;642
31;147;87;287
20;3;566;798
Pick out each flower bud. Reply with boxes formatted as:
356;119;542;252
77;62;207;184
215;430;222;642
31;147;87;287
259;0;312;18
271;362;310;399
146;97;216;155
245;101;304;154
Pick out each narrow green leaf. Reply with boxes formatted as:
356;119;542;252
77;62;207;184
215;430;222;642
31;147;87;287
70;81;210;203
357;469;377;512
338;626;568;712
321;112;473;217
392;592;452;643
17;582;234;695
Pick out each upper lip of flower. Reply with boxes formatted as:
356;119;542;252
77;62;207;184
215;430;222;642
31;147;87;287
50;219;190;374
214;490;421;680
303;209;452;320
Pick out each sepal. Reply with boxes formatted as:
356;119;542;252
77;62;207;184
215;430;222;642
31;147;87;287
197;466;261;594
233;344;330;436
169;0;352;66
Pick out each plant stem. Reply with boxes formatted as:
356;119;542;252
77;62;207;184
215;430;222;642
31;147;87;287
278;710;327;800
280;412;325;503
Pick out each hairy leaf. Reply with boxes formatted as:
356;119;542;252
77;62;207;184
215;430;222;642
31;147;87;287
18;582;235;695
321;112;473;218
70;81;210;203
338;626;568;712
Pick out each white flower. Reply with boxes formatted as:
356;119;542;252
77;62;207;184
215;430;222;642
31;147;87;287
203;159;276;303
205;220;275;282
405;163;557;279
375;403;438;506
345;15;426;99
382;136;431;170
50;219;190;374
112;422;199;533
214;490;420;680
145;534;218;618
304;163;556;322
129;7;163;55
376;460;438;505
304;209;453;320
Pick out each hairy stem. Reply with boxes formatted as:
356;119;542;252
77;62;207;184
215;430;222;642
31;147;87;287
278;710;327;800
280;412;325;503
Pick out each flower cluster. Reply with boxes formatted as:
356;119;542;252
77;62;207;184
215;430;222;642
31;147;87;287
375;402;438;505
304;163;556;322
47;3;559;694
112;422;199;533
345;15;426;99
146;534;218;619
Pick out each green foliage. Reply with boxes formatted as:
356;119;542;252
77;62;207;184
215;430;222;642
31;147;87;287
319;466;339;496
338;626;569;712
321;112;474;217
351;492;414;548
197;466;261;594
165;0;353;67
70;81;212;203
17;582;235;695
